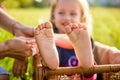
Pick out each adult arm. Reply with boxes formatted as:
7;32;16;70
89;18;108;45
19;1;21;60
94;41;120;64
0;8;34;37
0;8;35;78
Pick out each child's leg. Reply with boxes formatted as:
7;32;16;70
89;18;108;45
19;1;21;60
65;23;94;68
34;22;59;70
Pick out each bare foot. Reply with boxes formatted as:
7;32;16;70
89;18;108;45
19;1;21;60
65;23;94;67
34;22;59;69
65;23;89;47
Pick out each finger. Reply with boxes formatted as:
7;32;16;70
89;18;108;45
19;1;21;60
34;27;40;35
65;25;72;34
21;59;28;77
16;60;23;77
27;47;38;57
16;61;22;77
26;39;35;44
12;60;16;77
26;44;33;50
82;25;87;30
12;59;20;78
21;67;26;78
26;40;36;49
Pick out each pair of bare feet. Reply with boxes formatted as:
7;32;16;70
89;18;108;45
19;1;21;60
34;22;93;68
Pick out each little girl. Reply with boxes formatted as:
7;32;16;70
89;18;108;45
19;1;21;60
34;0;96;80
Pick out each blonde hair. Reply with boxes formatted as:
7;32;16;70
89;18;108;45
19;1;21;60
50;0;92;33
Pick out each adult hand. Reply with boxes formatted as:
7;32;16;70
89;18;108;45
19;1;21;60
12;59;28;78
12;44;39;78
13;23;34;37
4;37;35;60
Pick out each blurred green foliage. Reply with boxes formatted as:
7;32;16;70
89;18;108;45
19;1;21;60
19;0;34;8
0;0;120;9
0;0;50;8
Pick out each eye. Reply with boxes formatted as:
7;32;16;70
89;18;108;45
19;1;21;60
58;12;64;15
70;13;77;16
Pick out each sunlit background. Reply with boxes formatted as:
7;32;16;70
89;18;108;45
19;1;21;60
0;0;120;80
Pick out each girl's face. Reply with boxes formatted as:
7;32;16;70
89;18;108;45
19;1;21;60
54;0;82;33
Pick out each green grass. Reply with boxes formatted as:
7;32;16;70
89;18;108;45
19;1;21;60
0;7;120;80
91;7;120;48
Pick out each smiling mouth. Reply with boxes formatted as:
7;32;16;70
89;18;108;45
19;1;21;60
62;22;70;26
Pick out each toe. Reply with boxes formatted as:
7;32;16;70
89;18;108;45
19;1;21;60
45;21;52;29
34;27;40;35
65;25;72;34
40;23;45;29
71;23;78;30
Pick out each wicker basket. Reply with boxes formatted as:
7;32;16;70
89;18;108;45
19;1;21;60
103;71;120;80
32;64;120;80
